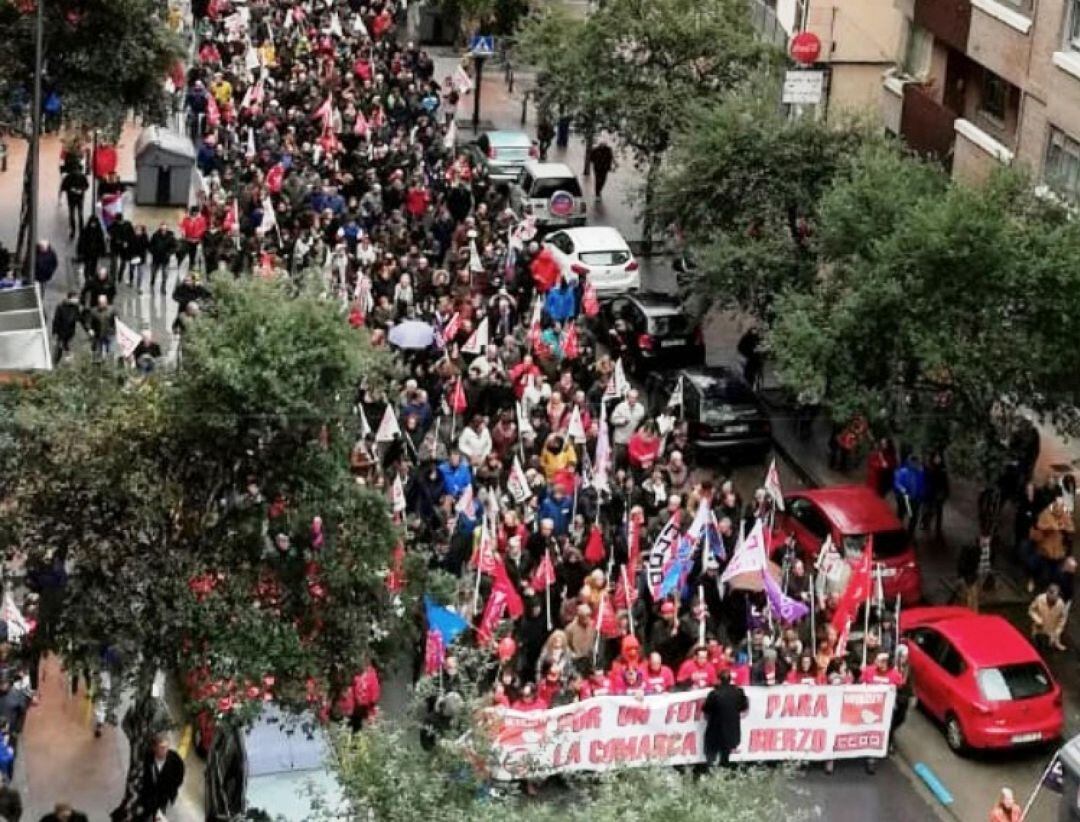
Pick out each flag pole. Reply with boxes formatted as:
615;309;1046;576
862;563;874;670
430;415;440;459
809;571;816;652
471;517;485;616
545;547;553;632
698;585;705;646
593;591;605;667
621;564;635;638
895;592;902;656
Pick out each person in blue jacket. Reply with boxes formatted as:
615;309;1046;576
537;484;573;536
437;449;473;498
892;454;926;536
544;277;577;324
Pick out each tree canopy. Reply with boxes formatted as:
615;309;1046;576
0;278;414;805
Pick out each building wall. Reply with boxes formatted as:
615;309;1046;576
806;0;904;64
967;5;1032;88
1025;0;1080;178
828;64;897;117
953;129;1005;184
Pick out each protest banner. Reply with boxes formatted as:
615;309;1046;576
483;684;896;780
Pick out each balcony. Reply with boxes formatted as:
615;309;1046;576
900;83;958;166
913;0;971;52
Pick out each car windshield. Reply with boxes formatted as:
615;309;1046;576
976;663;1052;701
580;250;630;266
531;178;583;198
493;146;531;159
842;529;909;560
648;315;688;337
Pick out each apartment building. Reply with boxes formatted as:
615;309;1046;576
885;0;1080;199
753;0;905;120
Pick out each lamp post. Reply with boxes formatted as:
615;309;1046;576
24;0;44;282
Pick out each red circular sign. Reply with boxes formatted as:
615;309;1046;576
549;191;575;218
790;32;821;64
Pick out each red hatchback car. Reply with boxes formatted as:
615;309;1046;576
775;486;922;602
900;606;1063;752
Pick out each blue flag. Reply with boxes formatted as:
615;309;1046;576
424;595;468;647
706;521;726;562
659;536;695;599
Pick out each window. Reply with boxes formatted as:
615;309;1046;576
907;627;944;661
1045;126;1080;203
789;498;830;540
937;641;967;677
976;663;1052;701
1070;0;1080;51
547;233;574;255
843;529;911;560
579;250;630;266
902;23;932;79
980;70;1007;122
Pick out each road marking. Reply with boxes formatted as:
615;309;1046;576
177;723;193;760
914;761;955;806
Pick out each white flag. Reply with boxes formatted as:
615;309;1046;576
764;458;785;511
720;520;769;587
508;457;532;503
656;412;676;437
592;412;611;493
455;483;475;516
358;404;372;438
115;319;141;360
328;10;343;36
468;237;484;273
461;316;489;355
687;498;711;542
604;359;630;400
375;405;401;443
257;196;277;235
391;473;406;514
567;406;586;444
667;375;684;409
351;13;368;35
443;119;458;151
517;401;534;437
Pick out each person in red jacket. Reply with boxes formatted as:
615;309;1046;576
586;667;615;697
179;207;208;271
336;662;381;730
628;424;662;473
677;646;718;689
786;652;822;685
613;665;646;697
608;634;643;679
860;652;902;686
642;652;675;694
536;662;564;707
512;683;547;712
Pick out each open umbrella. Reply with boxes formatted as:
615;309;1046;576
387;320;435;350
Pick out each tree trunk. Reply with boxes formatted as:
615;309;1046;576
641;153;662;255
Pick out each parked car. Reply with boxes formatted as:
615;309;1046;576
204;707;348;821
596;292;705;376
510;160;586;231
900;606;1063;753
645;366;770;462
459;130;538;182
774;486;922;602
543;226;639;296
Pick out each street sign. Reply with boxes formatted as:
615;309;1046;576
469;35;495;57
781;70;825;105
789;31;821;65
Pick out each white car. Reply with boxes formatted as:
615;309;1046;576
542;226;640;296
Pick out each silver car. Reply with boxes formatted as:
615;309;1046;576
461;130;537;182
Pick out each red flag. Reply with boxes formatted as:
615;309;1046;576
266;163;285;194
582;282;599;317
598;594;620;638
613;571;638;611
491;560;524;619
206;94;221;129
627;513;643;573
529;550;557;591
584;525;605;565
830;537;873;632
222;199;238;233
562;323;580;360
530;248;560;292
450;377;468;415
424;629;445;676
469;528;499;575
478;572;524;642
442;312;462;344
386;541;406;593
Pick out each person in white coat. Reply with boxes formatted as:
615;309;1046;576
610;389;646;467
458;414;492;465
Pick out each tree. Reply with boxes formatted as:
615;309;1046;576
0;0;181;129
656;82;886;319
769;159;1080;478
515;0;776;246
0;279;416;815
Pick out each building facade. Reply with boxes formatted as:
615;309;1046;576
886;0;1080;199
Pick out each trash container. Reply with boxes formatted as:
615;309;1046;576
134;126;196;207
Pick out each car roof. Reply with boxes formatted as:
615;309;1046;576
625;291;683;316
680;366;746;390
558;226;630;251
792;486;903;534
484;130;533;146
522;160;577;178
902;608;1043;668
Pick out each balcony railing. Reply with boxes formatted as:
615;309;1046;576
900;84;958;165
913;0;971;52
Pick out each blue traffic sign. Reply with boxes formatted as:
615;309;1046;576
469;35;495;57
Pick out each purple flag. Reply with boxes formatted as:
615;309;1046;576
763;569;809;624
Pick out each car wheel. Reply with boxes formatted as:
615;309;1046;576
944;713;967;754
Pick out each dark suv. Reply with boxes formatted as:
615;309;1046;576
597;292;705;376
646;366;771;462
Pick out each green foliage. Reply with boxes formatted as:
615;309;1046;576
769;160;1080;477
0;0;182;130
657;82;889;318
515;0;778;240
1;279;410;714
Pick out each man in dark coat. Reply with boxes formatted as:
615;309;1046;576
51;292;82;363
132;734;184;822
701;669;748;769
588;139;615;199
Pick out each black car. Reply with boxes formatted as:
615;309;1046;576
646;366;772;462
596;292;705;376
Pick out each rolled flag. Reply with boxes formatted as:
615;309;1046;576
391;473;406;514
354;108;369;137
245;127;257;158
567;406;586;444
375;405;401;443
115;319;141;360
667;375;684;410
386;540;406;593
583;525;605;565
468;237;484;274
529;550;557;591
423;595;468;676
562;322;580;359
764;458;785;511
461;316;489;355
508;456;531;503
517;401;534;437
450;377;469;415
762;567;809;624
